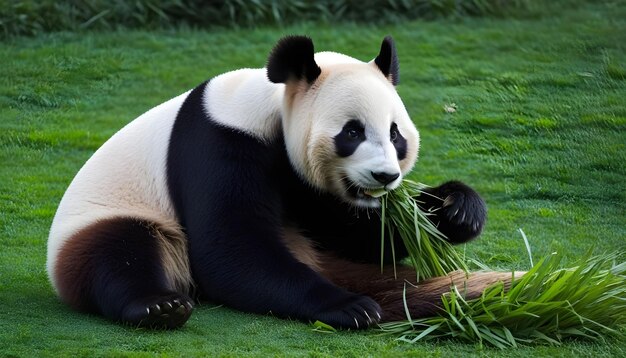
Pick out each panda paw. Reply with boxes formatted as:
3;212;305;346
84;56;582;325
122;293;194;329
421;181;486;244
314;293;381;330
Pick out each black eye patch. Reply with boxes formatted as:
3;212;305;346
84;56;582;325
334;120;366;157
391;123;407;160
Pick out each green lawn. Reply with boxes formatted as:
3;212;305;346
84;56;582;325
1;1;625;356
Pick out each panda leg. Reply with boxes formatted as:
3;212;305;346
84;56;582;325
187;227;382;329
54;217;194;329
321;256;518;322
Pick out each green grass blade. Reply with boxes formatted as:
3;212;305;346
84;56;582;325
519;228;534;268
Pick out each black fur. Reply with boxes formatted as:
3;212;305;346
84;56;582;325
391;122;407;160
374;36;399;85
334;120;366;157
166;81;380;329
267;36;321;84
417;181;487;243
280;161;404;264
165;84;486;299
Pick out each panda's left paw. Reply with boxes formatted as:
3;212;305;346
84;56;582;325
422;181;486;244
122;293;194;329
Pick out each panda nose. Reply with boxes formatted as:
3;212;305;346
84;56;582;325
371;171;400;185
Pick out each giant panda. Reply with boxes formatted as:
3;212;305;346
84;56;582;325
47;36;492;330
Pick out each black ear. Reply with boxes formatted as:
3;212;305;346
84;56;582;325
267;36;321;84
374;36;399;85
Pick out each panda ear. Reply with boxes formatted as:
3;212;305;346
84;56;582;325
267;36;321;84
373;36;399;86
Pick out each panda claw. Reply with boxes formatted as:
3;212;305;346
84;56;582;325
364;310;372;324
354;317;359;329
174;305;187;315
184;301;194;311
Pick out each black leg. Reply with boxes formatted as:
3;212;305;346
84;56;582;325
54;217;193;329
417;181;487;244
320;254;518;322
186;219;381;329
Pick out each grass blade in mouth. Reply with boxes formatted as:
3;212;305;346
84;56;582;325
380;179;468;280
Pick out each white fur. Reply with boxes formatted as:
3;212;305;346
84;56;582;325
205;68;284;143
47;91;190;292
314;51;363;66
281;55;420;207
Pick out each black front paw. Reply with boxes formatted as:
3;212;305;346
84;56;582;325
314;292;381;330
419;181;486;244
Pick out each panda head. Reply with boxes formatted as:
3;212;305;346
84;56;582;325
267;36;420;208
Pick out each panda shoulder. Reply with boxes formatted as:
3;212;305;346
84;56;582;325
204;68;284;142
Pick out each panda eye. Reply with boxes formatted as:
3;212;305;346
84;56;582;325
335;120;366;157
390;126;399;143
343;122;365;140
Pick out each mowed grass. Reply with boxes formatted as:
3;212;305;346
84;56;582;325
1;1;625;356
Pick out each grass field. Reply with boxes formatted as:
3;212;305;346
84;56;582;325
1;1;625;356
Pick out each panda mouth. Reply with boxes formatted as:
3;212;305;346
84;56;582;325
342;178;386;202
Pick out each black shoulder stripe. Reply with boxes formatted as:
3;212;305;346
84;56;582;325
166;80;281;225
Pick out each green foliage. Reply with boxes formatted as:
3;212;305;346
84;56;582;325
380;252;626;347
0;0;533;38
381;179;469;281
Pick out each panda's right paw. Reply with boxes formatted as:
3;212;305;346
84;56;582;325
314;293;381;330
122;293;194;329
418;180;486;244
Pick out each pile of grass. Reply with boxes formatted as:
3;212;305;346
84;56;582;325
378;180;626;347
379;252;626;347
0;0;533;38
